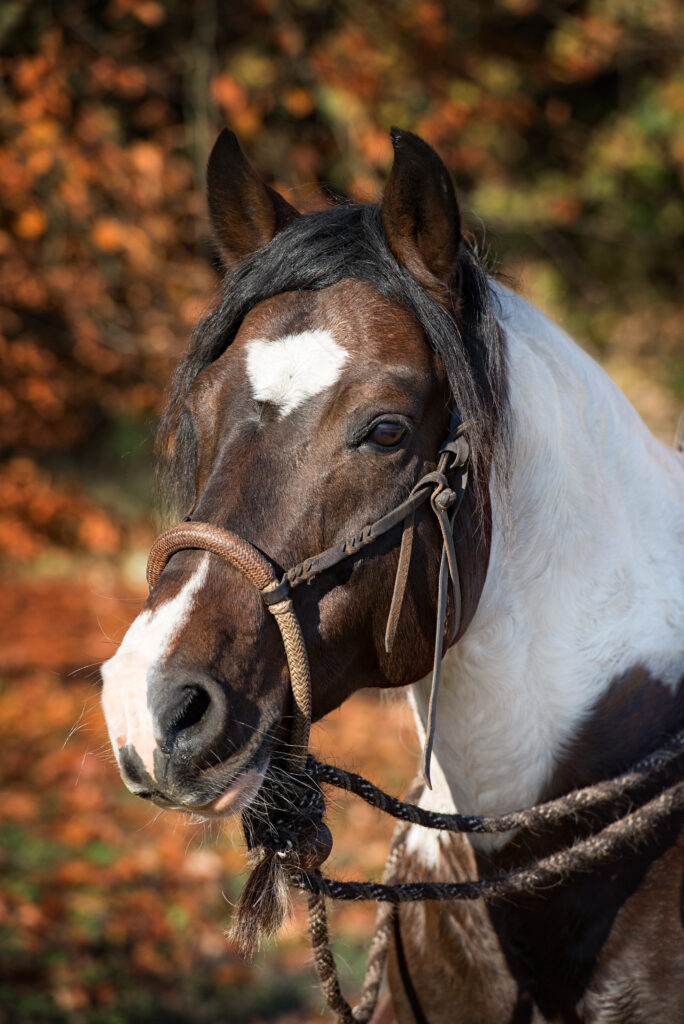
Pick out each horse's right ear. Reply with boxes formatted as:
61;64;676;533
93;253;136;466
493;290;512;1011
206;129;300;266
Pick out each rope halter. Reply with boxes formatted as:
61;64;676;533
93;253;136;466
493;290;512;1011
143;421;684;1024
146;423;469;783
144;423;469;1017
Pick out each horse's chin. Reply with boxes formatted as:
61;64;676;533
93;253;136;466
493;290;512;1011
146;761;269;818
139;715;280;818
194;762;269;818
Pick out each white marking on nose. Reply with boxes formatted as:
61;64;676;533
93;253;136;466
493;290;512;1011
101;555;209;777
245;328;349;416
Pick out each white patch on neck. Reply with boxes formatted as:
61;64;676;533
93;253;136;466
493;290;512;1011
408;281;684;852
245;329;349;416
101;555;209;776
403;753;455;870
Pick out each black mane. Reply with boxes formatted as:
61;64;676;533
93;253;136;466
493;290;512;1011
157;202;508;518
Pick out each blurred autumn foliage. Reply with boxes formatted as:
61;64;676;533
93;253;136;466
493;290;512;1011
0;576;417;1022
1;2;683;1020
1;0;683;563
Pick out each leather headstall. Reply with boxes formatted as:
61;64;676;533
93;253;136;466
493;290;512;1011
146;419;470;787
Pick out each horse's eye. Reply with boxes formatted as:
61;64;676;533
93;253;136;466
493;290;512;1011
368;422;406;448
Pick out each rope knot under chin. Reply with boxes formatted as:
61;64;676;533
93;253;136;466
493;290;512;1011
229;758;332;957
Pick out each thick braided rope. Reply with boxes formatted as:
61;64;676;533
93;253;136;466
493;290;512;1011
308;892;354;1023
147;522;276;591
311;726;684;835
351;820;412;1022
264;591;311;770
352;902;396;1022
308;819;412;1024
290;778;684;904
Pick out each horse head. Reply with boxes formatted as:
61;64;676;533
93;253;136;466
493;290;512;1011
101;128;504;816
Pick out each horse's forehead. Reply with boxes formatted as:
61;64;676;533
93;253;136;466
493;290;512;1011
194;281;438;426
233;280;430;366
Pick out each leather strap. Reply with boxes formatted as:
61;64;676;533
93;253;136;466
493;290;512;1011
384;511;415;654
392;911;430;1024
283;482;444;586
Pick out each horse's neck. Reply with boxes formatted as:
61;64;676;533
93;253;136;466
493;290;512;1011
411;282;684;832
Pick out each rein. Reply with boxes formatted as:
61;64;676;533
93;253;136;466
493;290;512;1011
145;427;684;1024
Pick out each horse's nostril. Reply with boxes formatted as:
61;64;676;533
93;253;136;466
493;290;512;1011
154;678;227;764
164;685;211;745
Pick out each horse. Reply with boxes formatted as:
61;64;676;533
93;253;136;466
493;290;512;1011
101;126;684;1023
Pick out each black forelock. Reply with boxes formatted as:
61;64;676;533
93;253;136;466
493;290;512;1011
157;202;508;519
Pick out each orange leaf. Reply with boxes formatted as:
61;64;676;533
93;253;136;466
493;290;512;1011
15;208;47;239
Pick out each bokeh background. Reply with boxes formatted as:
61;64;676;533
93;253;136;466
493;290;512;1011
1;1;683;1021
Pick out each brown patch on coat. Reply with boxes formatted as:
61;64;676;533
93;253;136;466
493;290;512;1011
474;666;684;1020
391;825;684;1023
544;665;684;800
386;831;534;1024
578;831;684;1022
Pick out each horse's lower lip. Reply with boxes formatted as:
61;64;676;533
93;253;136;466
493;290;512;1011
196;762;268;817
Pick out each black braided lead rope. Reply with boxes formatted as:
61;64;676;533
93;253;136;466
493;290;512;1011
310;726;684;835
260;729;684;1024
289;776;684;904
230;733;684;1021
286;734;684;1021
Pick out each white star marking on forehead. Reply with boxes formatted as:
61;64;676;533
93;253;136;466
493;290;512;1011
245;329;349;417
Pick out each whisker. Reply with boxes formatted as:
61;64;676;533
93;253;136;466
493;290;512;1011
135;808;165;832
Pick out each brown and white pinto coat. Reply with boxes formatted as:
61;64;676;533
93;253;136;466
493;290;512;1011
101;128;684;1021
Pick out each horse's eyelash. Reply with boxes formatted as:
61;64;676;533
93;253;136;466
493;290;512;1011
348;415;411;448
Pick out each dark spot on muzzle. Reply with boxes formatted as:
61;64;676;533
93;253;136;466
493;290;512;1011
118;744;156;799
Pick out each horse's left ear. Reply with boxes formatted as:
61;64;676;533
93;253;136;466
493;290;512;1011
207;128;300;266
382;128;461;293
